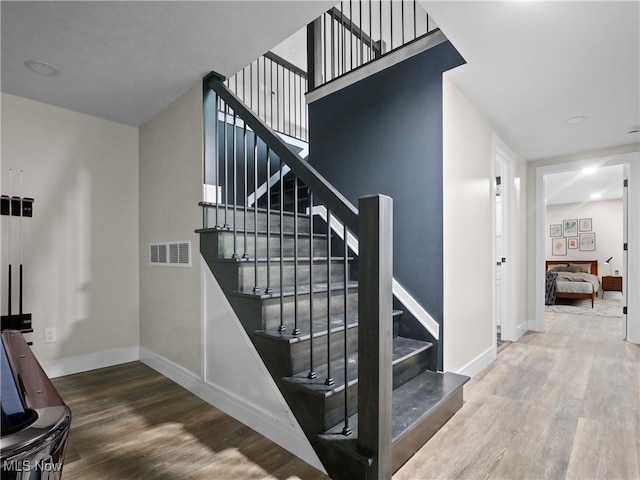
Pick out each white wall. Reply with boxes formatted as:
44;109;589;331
442;75;528;376
546;199;623;280
0;93;139;371
139;85;203;375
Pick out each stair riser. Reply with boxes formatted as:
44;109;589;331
237;262;347;291
204;207;311;233
216;232;328;259
288;326;360;376
261;290;358;331
392;388;464;473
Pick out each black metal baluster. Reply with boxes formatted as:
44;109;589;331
269;58;273;130
293;177;300;336
265;147;273;294
379;0;383;56
253;133;260;294
342;221;351;436
390;0;393;51
325;208;334;386
402;0;405;46
223;102;229;229
368;0;372;62
359;0;363;68
413;0;418;40
279;158;285;333
215;95;221;229
232;112;239;258
276;63;280;132
323;13;328;84
243;122;249;259
294;72;298;139
342;2;346;76
288;69;292;136
349;0;353;72
307;191;317;379
257;57;261;118
331;8;335;81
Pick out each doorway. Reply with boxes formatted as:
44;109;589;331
534;152;639;343
493;136;518;345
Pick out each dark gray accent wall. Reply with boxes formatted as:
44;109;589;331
308;41;464;330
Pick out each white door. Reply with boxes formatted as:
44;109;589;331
493;137;518;343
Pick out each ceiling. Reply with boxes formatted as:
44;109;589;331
422;1;640;160
546;164;624;206
1;1;639;161
0;1;334;127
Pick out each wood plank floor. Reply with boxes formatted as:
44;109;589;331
52;308;639;479
52;362;329;480
394;310;640;480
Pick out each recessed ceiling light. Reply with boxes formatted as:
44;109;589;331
590;193;602;199
24;60;59;76
582;167;596;175
564;116;587;125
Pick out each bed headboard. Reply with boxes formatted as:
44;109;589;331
546;260;598;276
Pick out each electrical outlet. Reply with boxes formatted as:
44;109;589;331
45;327;57;343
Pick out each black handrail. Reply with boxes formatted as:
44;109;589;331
205;72;359;236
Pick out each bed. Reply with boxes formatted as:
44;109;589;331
545;260;599;308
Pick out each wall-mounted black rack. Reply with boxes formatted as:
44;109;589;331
1;193;34;334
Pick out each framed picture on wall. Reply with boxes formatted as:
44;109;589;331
552;238;567;256
579;232;596;251
564;219;578;236
567;237;578;249
579;218;592;232
550;224;562;237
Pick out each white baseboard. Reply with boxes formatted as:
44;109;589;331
455;345;495;378
516;322;529;339
42;346;140;378
139;347;325;473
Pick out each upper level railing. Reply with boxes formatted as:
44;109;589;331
308;0;438;89
224;1;438;144
225;52;309;142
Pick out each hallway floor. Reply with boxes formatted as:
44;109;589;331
51;310;639;479
394;311;640;479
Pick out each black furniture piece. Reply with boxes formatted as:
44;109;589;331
1;330;71;479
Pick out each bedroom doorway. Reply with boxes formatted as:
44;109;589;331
535;152;639;344
493;136;517;345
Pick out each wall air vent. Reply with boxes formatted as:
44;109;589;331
150;241;191;267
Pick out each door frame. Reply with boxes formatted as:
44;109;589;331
534;151;639;342
492;135;518;344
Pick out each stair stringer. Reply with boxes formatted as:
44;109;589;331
201;257;325;473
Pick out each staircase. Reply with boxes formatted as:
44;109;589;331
197;73;468;477
198;202;467;479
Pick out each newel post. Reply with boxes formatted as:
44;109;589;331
358;194;393;480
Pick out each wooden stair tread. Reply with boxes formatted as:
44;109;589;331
216;256;354;263
233;281;359;299
256;309;402;344
320;369;468;438
196;227;328;238
282;336;434;397
198;202;311;219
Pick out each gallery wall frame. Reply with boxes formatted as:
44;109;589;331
550;224;562;237
579;232;596;251
563;219;578;236
552;237;567;256
579;217;592;232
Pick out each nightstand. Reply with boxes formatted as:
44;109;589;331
601;276;623;297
